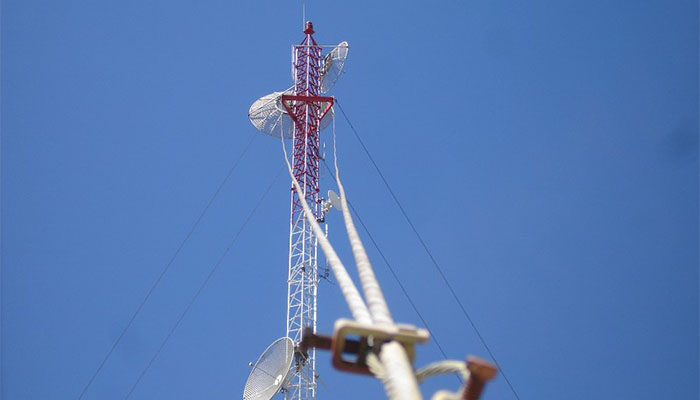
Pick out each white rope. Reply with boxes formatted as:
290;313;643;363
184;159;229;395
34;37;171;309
415;360;469;383
280;126;372;325
332;112;420;399
280;107;421;400
369;355;470;384
331;113;394;326
378;341;423;400
430;390;464;400
366;352;386;379
371;355;470;400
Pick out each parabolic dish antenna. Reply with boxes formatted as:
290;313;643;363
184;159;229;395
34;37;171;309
243;337;295;400
328;190;342;211
319;41;349;94
248;91;333;139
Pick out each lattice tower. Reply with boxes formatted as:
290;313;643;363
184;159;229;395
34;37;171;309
281;22;334;400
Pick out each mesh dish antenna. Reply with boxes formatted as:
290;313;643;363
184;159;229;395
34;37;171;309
243;337;295;400
248;90;333;138
319;41;349;94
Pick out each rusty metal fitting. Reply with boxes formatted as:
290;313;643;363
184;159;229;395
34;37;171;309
462;356;498;400
300;319;429;375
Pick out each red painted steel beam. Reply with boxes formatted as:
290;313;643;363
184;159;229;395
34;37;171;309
281;95;333;131
281;95;334;103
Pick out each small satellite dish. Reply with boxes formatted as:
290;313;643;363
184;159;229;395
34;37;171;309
327;190;342;211
248;91;334;138
319;41;349;94
243;337;295;400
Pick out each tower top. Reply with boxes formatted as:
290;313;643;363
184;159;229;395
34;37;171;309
304;21;314;35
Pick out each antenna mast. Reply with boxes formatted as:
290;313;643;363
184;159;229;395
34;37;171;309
282;21;332;400
247;21;345;400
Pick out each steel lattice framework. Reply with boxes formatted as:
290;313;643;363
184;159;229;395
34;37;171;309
281;22;333;400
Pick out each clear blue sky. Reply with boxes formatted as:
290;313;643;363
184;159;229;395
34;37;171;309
1;1;698;399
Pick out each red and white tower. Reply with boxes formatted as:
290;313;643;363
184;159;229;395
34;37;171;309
280;21;333;400
247;21;347;400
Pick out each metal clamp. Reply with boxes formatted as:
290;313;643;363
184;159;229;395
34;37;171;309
300;319;429;375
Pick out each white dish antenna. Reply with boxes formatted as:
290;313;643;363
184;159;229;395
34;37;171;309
327;190;342;211
319;41;349;94
243;337;295;400
248;91;333;138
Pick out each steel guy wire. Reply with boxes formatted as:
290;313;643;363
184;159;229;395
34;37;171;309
335;100;522;400
76;134;257;400
124;167;282;399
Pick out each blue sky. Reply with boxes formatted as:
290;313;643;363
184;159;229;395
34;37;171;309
1;1;698;399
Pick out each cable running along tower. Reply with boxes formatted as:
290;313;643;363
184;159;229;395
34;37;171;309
245;22;348;400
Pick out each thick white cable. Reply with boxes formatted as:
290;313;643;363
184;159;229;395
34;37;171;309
281;110;419;400
280;131;372;325
430;390;464;400
378;341;423;400
366;343;423;399
368;355;470;384
333;113;420;399
415;360;469;383
331;114;394;326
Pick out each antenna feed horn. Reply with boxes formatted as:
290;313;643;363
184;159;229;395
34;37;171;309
300;319;429;375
